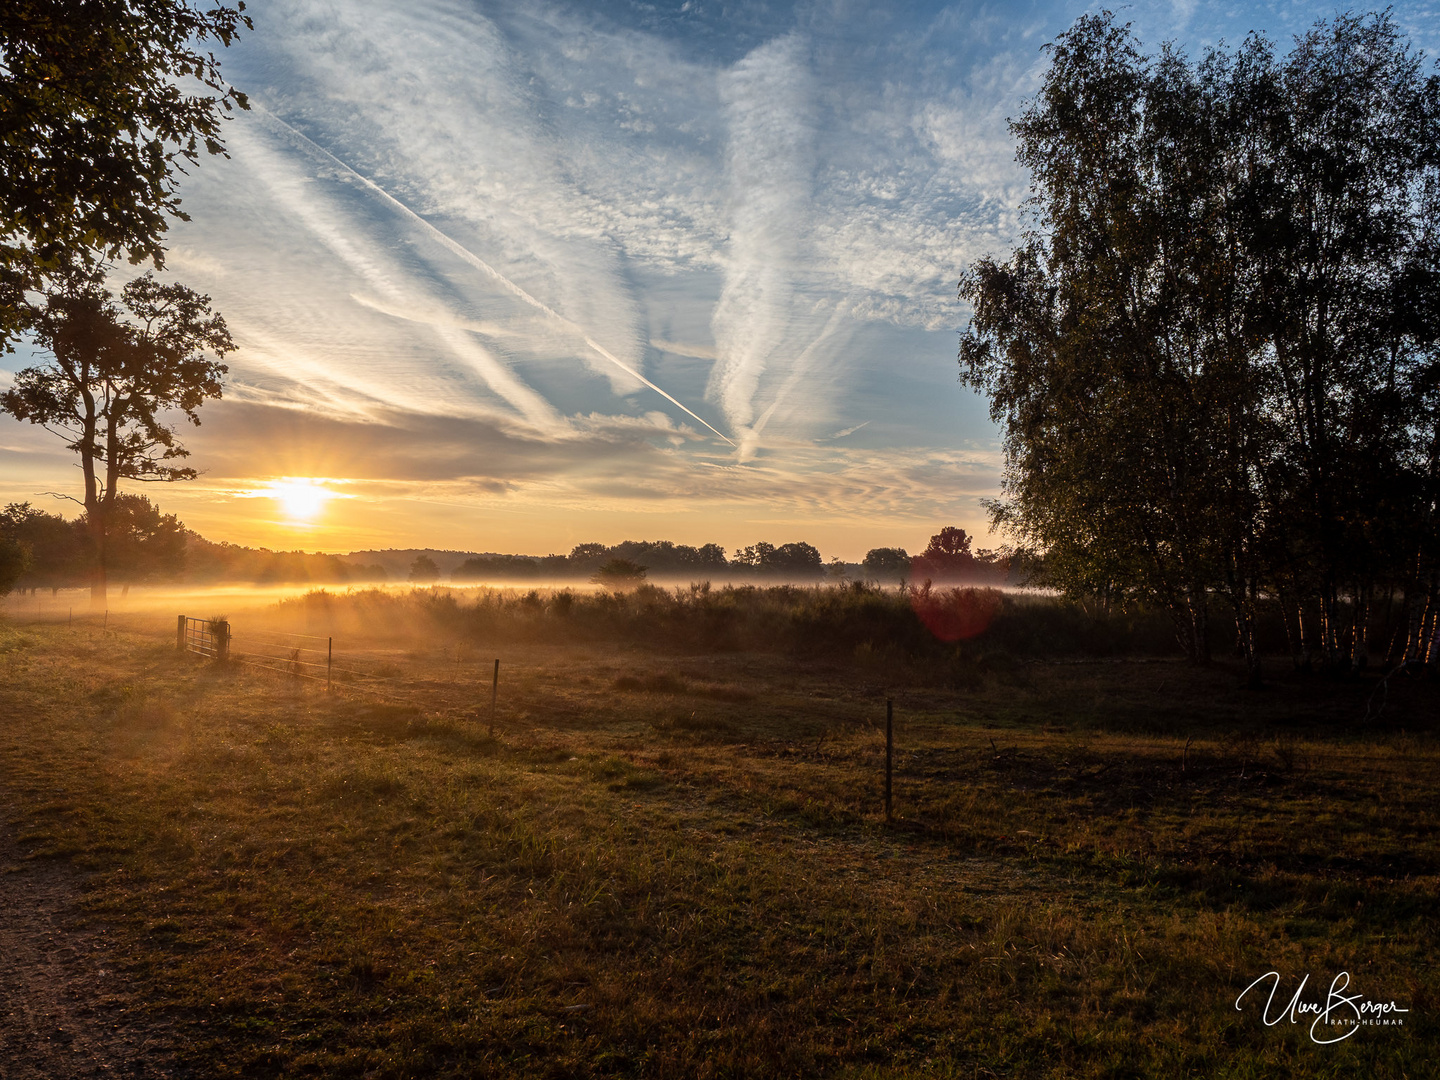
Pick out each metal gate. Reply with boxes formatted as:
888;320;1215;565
177;615;229;661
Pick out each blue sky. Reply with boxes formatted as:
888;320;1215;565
2;0;1436;556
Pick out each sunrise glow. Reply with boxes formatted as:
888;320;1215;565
258;479;340;524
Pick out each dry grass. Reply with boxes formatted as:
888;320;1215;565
0;608;1435;1078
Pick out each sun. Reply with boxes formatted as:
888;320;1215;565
264;479;337;523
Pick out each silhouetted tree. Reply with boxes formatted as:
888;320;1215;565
452;555;542;581
960;10;1440;675
408;555;440;582
913;527;978;580
1;270;231;602
0;514;29;595
100;493;186;584
732;541;775;569
593;558;647;586
2;501;87;591
734;541;823;575
862;547;910;585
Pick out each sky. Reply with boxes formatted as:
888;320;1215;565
2;0;1436;559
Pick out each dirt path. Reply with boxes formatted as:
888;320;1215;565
0;823;179;1079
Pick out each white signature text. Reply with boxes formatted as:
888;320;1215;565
1235;971;1409;1044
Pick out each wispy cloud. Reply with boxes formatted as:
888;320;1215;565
4;0;1373;552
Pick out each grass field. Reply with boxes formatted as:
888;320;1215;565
0;597;1435;1078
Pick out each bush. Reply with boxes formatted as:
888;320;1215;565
268;583;1183;661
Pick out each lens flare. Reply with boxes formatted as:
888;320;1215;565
909;583;1003;642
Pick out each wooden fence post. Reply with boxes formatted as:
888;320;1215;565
328;637;333;691
215;620;230;663
490;659;499;737
885;697;893;824
177;615;186;651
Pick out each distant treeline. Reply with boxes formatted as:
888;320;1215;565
0;497;1012;594
0;497;387;592
449;530;1012;583
453;540;797;580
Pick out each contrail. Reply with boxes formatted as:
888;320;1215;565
826;420;870;440
257;107;736;447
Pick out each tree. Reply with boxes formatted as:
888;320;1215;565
960;13;1257;663
0;513;30;595
1226;16;1440;669
101;493;187;585
567;543;609;571
862;547;910;585
1;270;231;602
959;11;1439;676
732;541;776;569
408;555;440;583
733;541;823;575
913;527;979;580
0;0;251;346
1;501;86;591
453;555;541;581
771;543;823;575
593;558;647;586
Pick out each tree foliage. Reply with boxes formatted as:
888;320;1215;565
2;494;183;591
1;271;231;599
0;0;251;344
960;11;1440;675
733;541;823;574
408;555;440;583
593;558;648;585
0;520;30;596
862;547;910;584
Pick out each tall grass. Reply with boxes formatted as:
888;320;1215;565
270;583;1181;660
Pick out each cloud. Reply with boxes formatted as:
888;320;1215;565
154;0;1060;528
651;338;719;361
183;397;999;525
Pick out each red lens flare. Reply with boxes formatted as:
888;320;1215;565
909;583;1003;643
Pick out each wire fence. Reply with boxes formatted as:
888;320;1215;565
228;628;332;686
180;618;409;701
173;615;502;714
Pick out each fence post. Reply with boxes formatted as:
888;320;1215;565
328;637;333;691
177;614;186;651
215;620;230;663
490;659;499;737
885;697;893;824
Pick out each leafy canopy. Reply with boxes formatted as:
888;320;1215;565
0;0;251;344
2;270;232;488
959;10;1440;668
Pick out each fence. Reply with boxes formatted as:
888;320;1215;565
177;615;414;699
227;628;335;687
177;615;229;661
173;616;504;716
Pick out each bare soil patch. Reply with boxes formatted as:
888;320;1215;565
0;818;180;1079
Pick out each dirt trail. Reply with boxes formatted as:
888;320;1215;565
0;822;178;1079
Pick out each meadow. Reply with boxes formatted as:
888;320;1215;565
0;586;1434;1078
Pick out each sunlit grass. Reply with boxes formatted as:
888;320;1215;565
0;612;1434;1077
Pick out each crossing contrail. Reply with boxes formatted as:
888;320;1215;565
258;107;736;447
